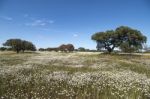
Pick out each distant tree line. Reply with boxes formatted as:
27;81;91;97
92;26;147;53
1;39;36;53
38;46;99;52
39;44;74;52
75;47;98;52
77;47;88;52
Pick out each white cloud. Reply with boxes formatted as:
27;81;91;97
25;20;46;26
23;14;54;27
73;34;78;37
0;16;13;21
25;19;54;27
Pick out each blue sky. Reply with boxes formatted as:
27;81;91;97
0;0;150;49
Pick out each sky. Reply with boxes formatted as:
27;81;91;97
0;0;150;49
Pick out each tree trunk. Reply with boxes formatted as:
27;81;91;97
16;49;20;54
106;46;115;54
16;50;19;53
106;47;112;54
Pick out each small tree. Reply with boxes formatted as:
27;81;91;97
39;48;45;51
3;39;36;53
46;48;59;52
67;44;74;52
59;44;67;52
0;47;7;51
78;47;86;51
59;44;74;52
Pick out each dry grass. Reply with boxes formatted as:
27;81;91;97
0;51;150;99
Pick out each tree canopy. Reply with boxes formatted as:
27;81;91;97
3;39;36;53
92;26;147;53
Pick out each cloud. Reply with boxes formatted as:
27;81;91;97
25;20;45;26
0;16;13;21
23;14;54;27
73;34;78;37
25;19;54;27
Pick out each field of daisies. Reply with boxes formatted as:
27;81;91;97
0;51;150;99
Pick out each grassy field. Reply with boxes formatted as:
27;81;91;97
0;51;150;99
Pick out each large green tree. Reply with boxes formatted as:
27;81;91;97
116;26;147;52
92;30;121;53
92;26;147;53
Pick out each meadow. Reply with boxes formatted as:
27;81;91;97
0;51;150;99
